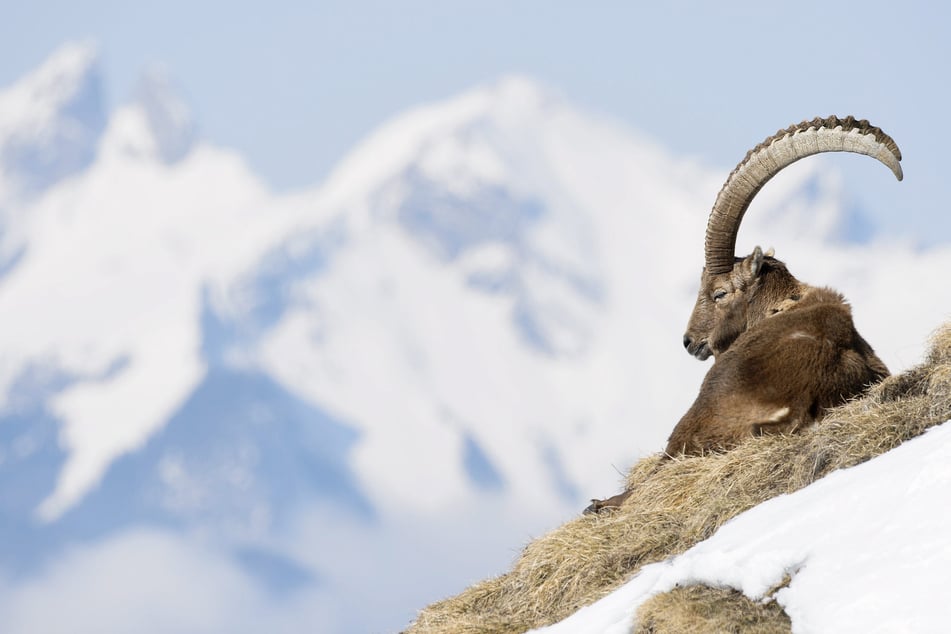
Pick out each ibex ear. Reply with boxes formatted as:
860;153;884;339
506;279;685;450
746;246;765;278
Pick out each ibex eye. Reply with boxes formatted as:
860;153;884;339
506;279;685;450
713;290;727;301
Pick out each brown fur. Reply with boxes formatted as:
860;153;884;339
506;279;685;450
684;249;801;361
667;285;888;456
587;249;887;512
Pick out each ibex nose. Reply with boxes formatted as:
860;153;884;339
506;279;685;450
683;334;692;349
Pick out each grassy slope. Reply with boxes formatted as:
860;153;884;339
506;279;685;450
405;323;951;633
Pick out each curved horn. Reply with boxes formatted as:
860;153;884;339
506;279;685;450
705;116;903;275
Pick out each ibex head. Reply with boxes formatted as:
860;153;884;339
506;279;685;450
684;246;797;359
682;116;904;361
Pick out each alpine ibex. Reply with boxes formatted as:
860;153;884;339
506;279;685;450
587;116;901;513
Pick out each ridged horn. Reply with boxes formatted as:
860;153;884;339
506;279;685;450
705;115;903;275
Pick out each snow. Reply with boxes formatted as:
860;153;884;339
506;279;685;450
0;41;104;197
533;421;951;634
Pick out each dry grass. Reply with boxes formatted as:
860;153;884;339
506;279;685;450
405;323;951;634
633;583;791;634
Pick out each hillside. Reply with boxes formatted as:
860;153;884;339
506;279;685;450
407;323;951;632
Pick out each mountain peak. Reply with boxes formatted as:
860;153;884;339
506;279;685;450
131;64;196;163
320;75;560;209
97;65;197;166
479;74;557;110
37;40;99;80
0;41;106;194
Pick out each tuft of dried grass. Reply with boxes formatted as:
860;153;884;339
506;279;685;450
633;583;791;634
405;324;951;634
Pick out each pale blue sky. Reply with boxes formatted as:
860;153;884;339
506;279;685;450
2;1;947;241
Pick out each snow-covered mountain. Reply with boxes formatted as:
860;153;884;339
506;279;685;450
0;43;947;633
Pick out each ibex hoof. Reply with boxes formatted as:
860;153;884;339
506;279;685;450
583;499;608;515
583;491;631;515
